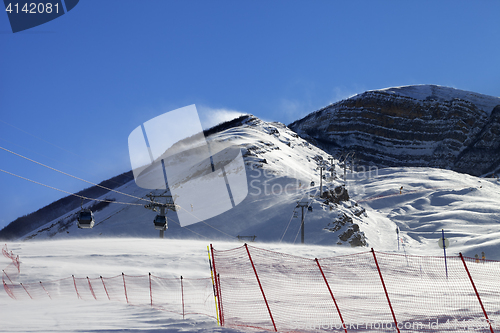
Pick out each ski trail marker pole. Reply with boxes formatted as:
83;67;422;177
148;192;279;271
207;246;220;325
439;229;449;279
396;227;400;251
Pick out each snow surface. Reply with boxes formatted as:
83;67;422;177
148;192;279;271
374;85;500;114
347;167;500;258
0;238;228;333
2;166;500;332
0;238;363;333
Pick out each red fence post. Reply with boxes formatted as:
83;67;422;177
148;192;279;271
315;258;347;333
20;282;33;299
72;275;81;299
3;281;16;299
40;281;51;300
15;255;20;273
460;253;494;333
149;273;153;307
2;270;14;284
181;276;185;319
210;244;224;325
122;273;129;304
100;276;110;300
245;243;277;332
371;249;400;333
207;245;220;325
87;277;96;300
217;273;223;323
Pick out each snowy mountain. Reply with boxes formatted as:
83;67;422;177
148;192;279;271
2;113;500;258
13;116;368;247
289;85;500;177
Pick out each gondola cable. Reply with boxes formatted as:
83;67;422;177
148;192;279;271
0;168;142;206
1;146;238;239
0;146;150;204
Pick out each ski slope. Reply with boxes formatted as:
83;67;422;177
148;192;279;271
347;167;500;258
21;117;365;246
2;167;500;332
0;238;361;333
18;117;500;258
3;227;500;332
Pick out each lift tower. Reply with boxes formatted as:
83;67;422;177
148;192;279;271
328;156;335;180
296;201;309;244
144;193;177;238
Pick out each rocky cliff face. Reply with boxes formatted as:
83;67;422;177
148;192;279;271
454;105;500;175
289;85;500;176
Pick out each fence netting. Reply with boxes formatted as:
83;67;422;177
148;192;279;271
212;244;500;332
2;245;216;320
5;243;500;332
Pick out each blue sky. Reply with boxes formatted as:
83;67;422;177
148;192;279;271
0;0;499;230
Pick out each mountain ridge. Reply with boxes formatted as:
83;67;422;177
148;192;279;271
376;85;500;114
289;84;500;176
4;116;371;248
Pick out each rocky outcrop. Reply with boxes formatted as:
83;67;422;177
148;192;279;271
322;186;367;247
454;105;500;176
325;212;367;247
289;85;500;176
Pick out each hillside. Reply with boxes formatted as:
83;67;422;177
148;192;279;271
347;167;500;258
15;116;369;247
289;85;500;176
0;171;135;240
2;114;498;258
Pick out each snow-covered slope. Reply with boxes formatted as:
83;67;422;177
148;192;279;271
11;114;500;256
21;116;367;247
18;115;500;258
0;238;244;333
346;167;500;258
0;151;500;333
3;228;500;332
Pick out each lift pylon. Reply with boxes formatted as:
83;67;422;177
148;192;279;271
144;193;177;238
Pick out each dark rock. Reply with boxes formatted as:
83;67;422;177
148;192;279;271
339;228;354;241
349;233;367;247
323;186;350;204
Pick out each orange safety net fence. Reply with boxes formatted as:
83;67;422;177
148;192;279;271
211;244;499;333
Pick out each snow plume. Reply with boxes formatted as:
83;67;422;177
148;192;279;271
279;99;311;124
197;106;247;130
